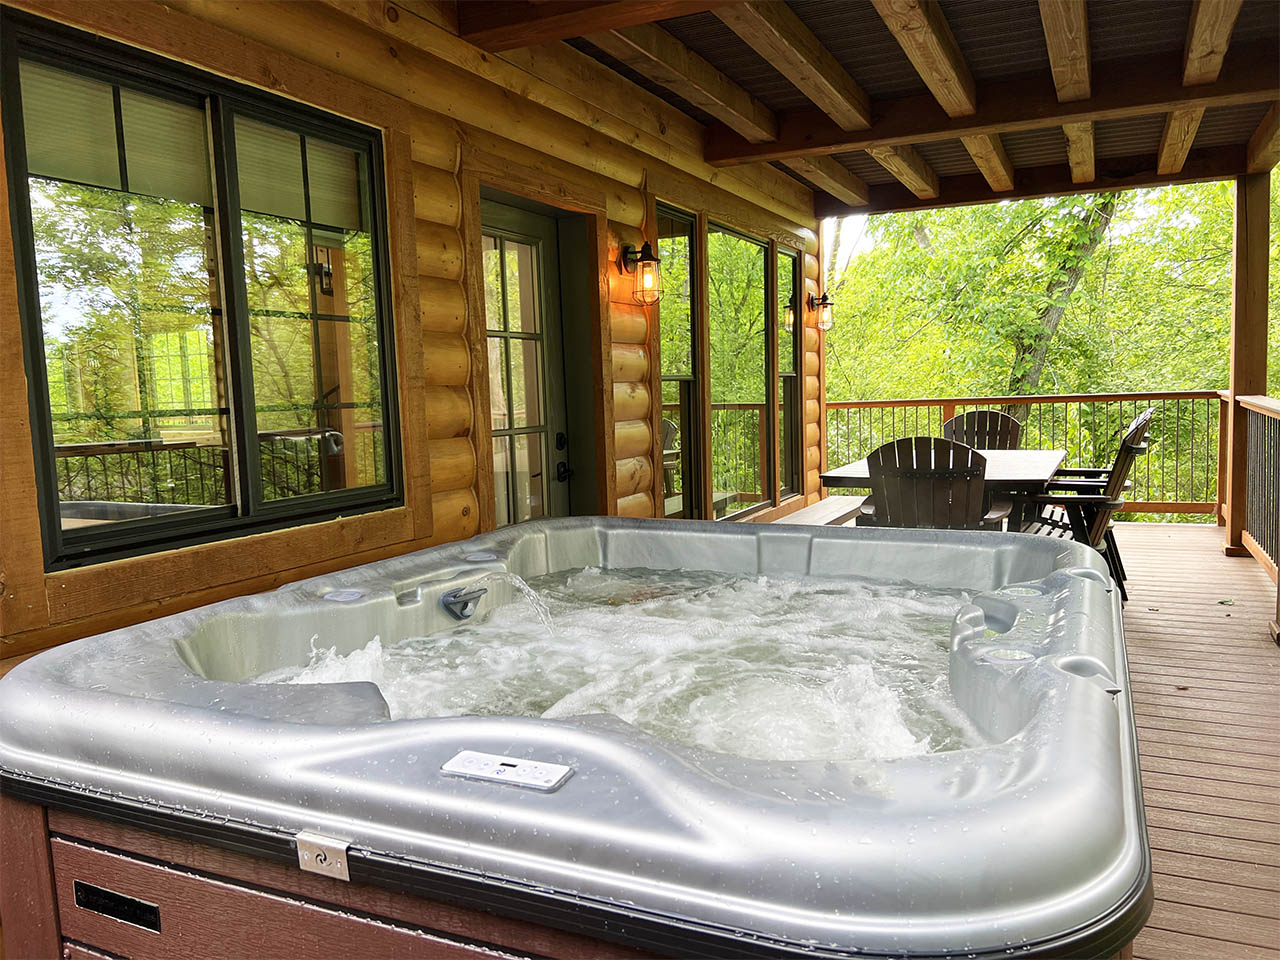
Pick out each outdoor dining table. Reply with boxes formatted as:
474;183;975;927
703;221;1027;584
821;448;1068;495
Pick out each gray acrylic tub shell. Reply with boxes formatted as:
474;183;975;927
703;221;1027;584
0;517;1148;957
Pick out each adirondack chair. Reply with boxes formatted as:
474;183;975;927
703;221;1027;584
661;417;680;497
1015;407;1154;601
942;409;1022;449
857;437;1007;530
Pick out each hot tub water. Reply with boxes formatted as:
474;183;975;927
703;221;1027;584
258;567;985;762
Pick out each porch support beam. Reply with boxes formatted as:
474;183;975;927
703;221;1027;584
1223;171;1269;555
1063;120;1095;183
457;1;742;52
705;40;1279;166
816;144;1244;217
866;144;939;199
1039;1;1095;183
1157;0;1244;175
780;156;870;206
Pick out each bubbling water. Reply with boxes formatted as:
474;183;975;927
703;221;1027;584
257;567;985;761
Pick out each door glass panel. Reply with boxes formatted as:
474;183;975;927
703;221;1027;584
484;225;555;527
512;433;545;524
511;339;543;429
660;379;685;518
708;227;767;518
778;251;799;496
657;208;700;519
657;213;692;377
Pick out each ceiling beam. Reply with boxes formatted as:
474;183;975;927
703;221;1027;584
781;156;870;206
714;1;870;130
870;0;1011;191
1246;102;1280;172
704;40;1279;165
866;145;939;199
1062;120;1095;183
1157;0;1244;174
585;23;777;142
1038;0;1090;102
1038;0;1094;185
870;0;975;116
816;144;1246;217
457;1;743;52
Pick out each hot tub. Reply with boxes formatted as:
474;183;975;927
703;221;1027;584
0;517;1151;958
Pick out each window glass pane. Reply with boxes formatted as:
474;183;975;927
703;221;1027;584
708;227;766;519
483;235;504;331
660;380;685;518
29;179;231;530
307;138;364;230
20;61;121;190
238;116;387;502
512;433;545;524
657;213;692;377
778;252;796;374
504;240;539;333
234;116;305;221
120;88;212;207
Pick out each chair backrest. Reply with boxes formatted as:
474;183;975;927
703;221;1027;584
942;409;1022;450
1088;407;1155;544
866;437;988;529
661;417;678;451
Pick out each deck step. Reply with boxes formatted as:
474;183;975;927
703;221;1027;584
775;496;866;526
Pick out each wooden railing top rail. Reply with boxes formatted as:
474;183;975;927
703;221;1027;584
1238;394;1280;419
826;389;1222;409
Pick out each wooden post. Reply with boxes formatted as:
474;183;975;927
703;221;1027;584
1216;392;1229;525
1223;172;1270;556
0;795;60;958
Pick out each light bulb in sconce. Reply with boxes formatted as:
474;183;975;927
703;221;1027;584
808;291;835;331
620;241;662;306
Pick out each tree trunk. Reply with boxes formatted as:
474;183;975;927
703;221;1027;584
1007;194;1117;421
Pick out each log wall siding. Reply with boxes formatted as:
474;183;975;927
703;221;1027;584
0;0;820;657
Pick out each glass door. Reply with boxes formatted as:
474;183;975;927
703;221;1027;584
481;200;569;526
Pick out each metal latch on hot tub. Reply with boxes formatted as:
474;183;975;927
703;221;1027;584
296;831;351;881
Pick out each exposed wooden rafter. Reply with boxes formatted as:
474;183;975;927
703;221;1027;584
705;41;1279;165
457;1;743;52
1157;0;1244;175
781;156;870;206
870;0;1013;192
866;145;939;199
817;144;1247;217
1038;0;1091;102
1246;102;1280;173
713;2;870;130
1038;0;1094;184
585;20;872;207
585;23;777;142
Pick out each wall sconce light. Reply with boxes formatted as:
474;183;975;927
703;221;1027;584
808;291;834;331
619;241;662;306
783;300;795;333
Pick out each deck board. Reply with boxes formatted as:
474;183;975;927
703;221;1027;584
1113;523;1280;960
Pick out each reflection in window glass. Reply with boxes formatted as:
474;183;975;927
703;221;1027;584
708;226;767;518
657;208;698;519
236;120;385;502
22;60;232;532
778;251;800;496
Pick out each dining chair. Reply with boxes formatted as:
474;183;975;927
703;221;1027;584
857;437;1009;530
942;409;1022;449
1014;407;1154;601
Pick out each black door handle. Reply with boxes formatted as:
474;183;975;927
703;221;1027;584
557;461;572;483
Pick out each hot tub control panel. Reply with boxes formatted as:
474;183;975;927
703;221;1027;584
441;750;573;791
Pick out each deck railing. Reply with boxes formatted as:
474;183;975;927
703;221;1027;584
1238;395;1280;639
824;391;1227;514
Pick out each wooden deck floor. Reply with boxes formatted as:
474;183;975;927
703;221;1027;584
0;522;1277;957
1112;523;1280;960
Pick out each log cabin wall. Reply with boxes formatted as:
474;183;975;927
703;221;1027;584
0;0;821;659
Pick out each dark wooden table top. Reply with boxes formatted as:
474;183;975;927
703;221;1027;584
821;448;1067;491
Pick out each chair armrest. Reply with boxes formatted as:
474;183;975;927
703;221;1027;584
1047;480;1132;493
1054;467;1109;477
1014;492;1120;506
